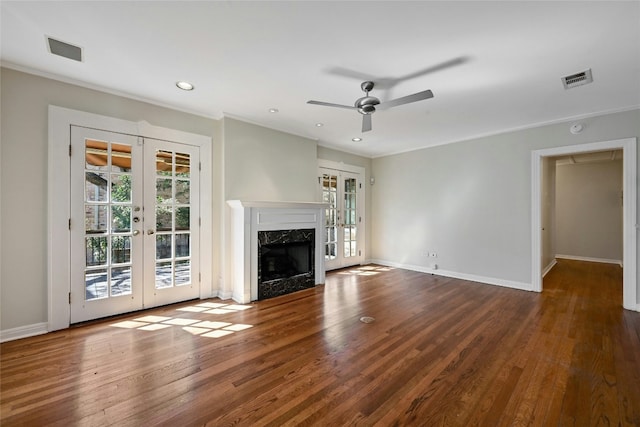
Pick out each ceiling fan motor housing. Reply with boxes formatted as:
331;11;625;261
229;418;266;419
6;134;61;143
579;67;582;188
356;96;380;114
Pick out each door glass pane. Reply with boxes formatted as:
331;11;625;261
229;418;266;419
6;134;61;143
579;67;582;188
156;206;173;231
111;206;131;232
156;178;173;203
85;205;108;232
175;260;191;286
156;262;173;288
111;267;132;296
156;235;172;259
111;236;131;264
326;243;336;260
175;233;190;257
86;237;107;266
111;174;131;202
176;180;190;203
175;207;190;230
85;268;108;300
176;152;190;178
111;143;132;172
85;172;108;202
156;150;173;176
344;242;351;257
83;138;133;302
85;140;108;171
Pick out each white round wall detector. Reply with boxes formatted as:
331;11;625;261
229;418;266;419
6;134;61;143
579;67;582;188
570;123;584;134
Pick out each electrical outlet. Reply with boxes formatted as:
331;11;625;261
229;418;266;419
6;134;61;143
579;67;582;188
430;252;437;258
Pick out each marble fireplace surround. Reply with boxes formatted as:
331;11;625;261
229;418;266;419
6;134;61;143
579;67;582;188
227;200;328;303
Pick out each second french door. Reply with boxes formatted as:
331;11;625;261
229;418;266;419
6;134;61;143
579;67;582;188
320;168;364;270
70;126;200;323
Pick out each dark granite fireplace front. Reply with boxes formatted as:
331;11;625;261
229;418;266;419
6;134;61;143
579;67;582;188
257;228;315;300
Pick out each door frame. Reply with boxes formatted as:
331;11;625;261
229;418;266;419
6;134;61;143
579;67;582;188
318;159;366;269
48;106;213;331
531;138;637;311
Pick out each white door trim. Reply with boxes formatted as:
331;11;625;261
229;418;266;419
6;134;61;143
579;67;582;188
531;138;637;311
48;106;213;331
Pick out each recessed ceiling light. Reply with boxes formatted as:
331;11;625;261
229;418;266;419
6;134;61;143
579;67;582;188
315;123;324;127
176;81;194;91
352;137;362;142
269;108;279;113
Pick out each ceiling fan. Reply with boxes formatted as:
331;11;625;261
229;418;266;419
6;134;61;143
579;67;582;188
307;81;434;133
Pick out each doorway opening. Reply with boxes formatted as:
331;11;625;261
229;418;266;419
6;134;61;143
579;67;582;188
531;138;637;311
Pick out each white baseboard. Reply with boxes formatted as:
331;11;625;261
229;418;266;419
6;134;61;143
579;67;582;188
218;290;233;300
555;254;623;267
623;302;640;312
1;322;48;343
369;259;533;292
542;259;557;278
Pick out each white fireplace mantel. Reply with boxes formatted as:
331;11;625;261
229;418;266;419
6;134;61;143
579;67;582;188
227;200;328;303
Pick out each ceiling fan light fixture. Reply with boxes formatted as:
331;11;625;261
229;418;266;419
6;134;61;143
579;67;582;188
176;81;194;91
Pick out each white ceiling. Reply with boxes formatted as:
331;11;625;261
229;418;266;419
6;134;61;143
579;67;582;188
2;1;639;157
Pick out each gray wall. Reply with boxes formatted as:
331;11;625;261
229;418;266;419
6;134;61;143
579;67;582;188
370;109;639;297
556;160;623;262
224;117;318;202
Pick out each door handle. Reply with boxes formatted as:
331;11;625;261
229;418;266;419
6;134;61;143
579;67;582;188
147;229;155;235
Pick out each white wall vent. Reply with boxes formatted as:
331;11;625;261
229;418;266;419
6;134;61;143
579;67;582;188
46;37;83;62
562;69;593;89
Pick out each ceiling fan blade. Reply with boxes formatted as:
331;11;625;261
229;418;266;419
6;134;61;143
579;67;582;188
362;114;372;133
307;100;357;110
378;89;434;110
326;66;378;82
398;56;469;82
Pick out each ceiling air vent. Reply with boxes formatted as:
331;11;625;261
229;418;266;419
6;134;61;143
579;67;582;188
562;69;593;89
47;37;83;62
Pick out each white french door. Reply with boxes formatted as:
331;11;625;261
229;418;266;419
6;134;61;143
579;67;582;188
320;168;363;270
70;127;200;323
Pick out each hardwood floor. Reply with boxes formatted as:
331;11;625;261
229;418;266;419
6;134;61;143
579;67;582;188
1;260;639;426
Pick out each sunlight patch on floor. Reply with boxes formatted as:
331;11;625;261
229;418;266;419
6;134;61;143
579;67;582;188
110;302;254;338
336;266;395;276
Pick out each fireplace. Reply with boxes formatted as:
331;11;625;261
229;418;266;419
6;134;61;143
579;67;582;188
227;200;327;303
258;229;314;299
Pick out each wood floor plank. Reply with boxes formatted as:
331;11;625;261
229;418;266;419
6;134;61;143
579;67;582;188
2;260;639;426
